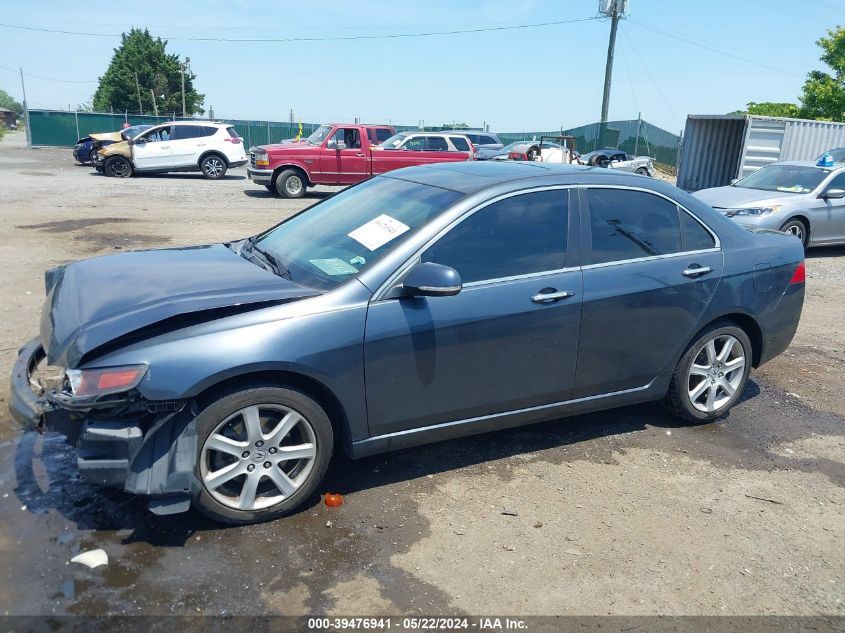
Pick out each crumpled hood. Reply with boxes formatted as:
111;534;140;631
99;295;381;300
693;185;796;209
41;244;320;367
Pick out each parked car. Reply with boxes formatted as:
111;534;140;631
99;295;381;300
580;149;655;176
441;131;503;159
95;121;247;179
693;160;845;248
489;140;561;161
11;162;804;524
73;125;152;165
247;124;473;198
819;148;845;163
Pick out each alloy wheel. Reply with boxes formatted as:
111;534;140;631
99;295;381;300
108;160;129;177
199;404;317;511
784;224;803;242
204;158;224;178
686;334;745;413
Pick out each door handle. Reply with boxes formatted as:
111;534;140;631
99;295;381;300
531;289;575;304
197;143;206;147
355;152;365;157
682;266;713;278
160;145;170;149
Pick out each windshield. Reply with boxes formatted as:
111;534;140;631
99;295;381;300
305;124;333;146
733;164;828;194
379;133;409;149
254;177;464;290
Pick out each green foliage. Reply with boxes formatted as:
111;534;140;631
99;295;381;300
0;89;23;114
92;28;204;115
798;27;845;121
741;102;801;118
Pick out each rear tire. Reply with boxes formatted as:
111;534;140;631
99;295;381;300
636;167;649;176
200;154;228;180
664;320;752;423
780;219;809;248
104;156;133;178
275;169;307;198
192;385;334;525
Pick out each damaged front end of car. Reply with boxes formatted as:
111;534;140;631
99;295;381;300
11;336;198;515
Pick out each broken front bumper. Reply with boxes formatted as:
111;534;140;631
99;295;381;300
10;337;51;432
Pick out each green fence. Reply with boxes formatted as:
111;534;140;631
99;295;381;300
27;110;681;167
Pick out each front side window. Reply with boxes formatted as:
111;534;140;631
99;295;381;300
823;171;845;192
327;127;360;149
139;126;171;143
588;188;682;264
254;177;463;290
422;190;569;284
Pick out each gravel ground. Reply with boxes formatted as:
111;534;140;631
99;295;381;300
0;132;842;616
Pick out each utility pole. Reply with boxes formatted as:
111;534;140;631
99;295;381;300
181;57;190;118
19;68;30;145
135;72;143;115
599;0;627;124
149;89;158;116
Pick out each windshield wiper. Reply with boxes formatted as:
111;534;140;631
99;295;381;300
242;236;291;279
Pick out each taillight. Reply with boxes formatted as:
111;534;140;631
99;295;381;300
508;152;528;161
224;136;243;143
790;261;805;284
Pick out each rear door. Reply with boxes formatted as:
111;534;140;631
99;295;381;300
131;126;173;170
169;125;211;167
319;127;368;184
364;188;582;436
574;186;723;397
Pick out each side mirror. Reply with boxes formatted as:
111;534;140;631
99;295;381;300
401;262;462;298
821;188;845;200
336;140;347;151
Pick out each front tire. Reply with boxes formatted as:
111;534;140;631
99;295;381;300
200;154;228;180
104;156;133;178
275;169;306;198
664;321;752;423
193;385;333;524
636;167;649;176
780;219;809;248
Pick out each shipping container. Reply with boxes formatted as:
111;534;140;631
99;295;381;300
677;114;845;191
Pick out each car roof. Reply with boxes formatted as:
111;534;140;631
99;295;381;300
771;161;843;170
381;161;656;195
155;121;228;127
327;123;393;128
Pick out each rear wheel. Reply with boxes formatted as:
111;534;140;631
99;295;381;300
780;219;809;248
275;169;306;198
104;156;133;178
200;154;228;180
636;167;649;176
193;385;333;524
664;321;752;423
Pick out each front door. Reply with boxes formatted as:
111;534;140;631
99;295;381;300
807;171;845;244
364;188;582;437
319;127;368;184
574;186;723;397
131;126;173;171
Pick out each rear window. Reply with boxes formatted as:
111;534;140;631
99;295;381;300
480;135;497;145
450;136;470;151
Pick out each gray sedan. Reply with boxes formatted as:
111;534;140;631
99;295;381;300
693;161;845;248
11;162;804;524
580;149;655;177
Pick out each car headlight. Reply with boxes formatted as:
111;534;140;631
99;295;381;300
66;365;147;397
254;151;269;167
730;205;780;217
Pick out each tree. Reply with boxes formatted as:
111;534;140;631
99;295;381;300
0;89;23;114
93;28;204;115
799;26;845;121
730;102;801;118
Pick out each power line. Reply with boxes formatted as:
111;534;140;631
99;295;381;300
0;63;96;83
626;19;803;78
620;27;681;129
742;0;831;24
0;17;602;43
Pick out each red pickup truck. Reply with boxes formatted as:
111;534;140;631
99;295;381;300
247;123;475;198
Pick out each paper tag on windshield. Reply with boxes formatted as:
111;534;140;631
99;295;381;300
309;258;359;276
348;214;410;251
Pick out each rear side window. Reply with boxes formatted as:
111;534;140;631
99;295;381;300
464;133;480;143
681;212;715;251
450;136;470;151
480;135;497;145
172;126;201;140
403;136;425;151
588;188;682;264
422;190;568;283
426;137;449;151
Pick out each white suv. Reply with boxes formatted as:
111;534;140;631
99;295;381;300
98;121;248;180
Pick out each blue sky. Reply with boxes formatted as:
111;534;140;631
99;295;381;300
0;0;841;134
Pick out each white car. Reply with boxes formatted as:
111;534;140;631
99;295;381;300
97;121;248;179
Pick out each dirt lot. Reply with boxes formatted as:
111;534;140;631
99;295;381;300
0;132;842;616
